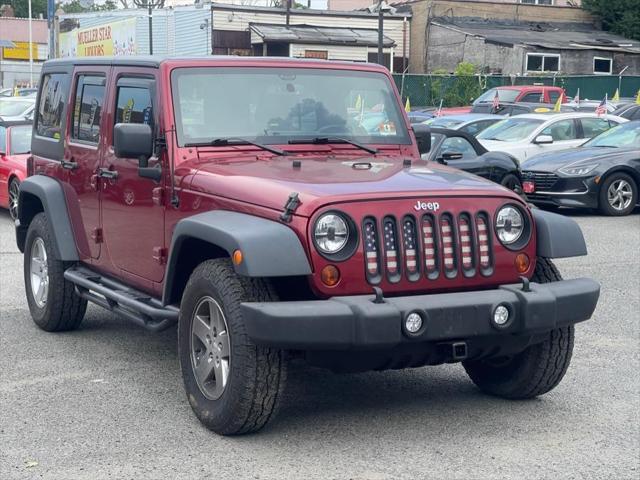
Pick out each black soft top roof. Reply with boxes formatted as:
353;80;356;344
0;119;32;128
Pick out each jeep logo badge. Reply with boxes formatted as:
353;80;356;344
414;200;440;212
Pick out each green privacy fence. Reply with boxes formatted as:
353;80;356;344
393;74;640;108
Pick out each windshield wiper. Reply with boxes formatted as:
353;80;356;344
288;137;378;154
184;137;287;156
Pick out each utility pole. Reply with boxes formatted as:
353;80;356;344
133;0;164;55
47;0;55;59
28;0;33;86
377;0;383;67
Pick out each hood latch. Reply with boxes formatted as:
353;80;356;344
280;192;300;223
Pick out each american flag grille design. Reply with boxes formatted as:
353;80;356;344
402;218;418;274
459;217;473;270
362;212;493;283
363;219;379;277
383;219;399;275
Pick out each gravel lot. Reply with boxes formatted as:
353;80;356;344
1;207;638;480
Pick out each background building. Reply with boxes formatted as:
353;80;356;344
0;16;48;87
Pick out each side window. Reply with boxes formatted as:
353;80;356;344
439;136;478;159
632;108;640;121
520;92;543;103
72;75;106;144
541;119;578;141
581;118;611;138
461;120;495;136
36;73;70;139
548;91;561;103
115;85;154;131
0;126;6;153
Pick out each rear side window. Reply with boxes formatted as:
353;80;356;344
581;118;611;138
549;91;561;103
36;73;70;139
520;92;543;103
115;85;154;129
72;75;106;144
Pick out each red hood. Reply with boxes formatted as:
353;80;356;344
188;154;518;217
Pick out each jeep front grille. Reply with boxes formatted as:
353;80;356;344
363;211;493;284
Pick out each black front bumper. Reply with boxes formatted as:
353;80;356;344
525;175;599;209
240;278;600;350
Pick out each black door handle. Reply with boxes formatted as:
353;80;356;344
61;159;78;170
97;167;118;179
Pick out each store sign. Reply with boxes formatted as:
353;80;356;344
59;17;136;57
3;41;39;60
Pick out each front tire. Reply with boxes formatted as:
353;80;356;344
8;177;20;220
24;213;87;331
500;173;522;192
599;172;637;216
178;259;287;435
462;258;574;399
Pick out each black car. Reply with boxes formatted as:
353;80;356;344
613;104;640;121
522;121;640;216
471;101;576;116
427;127;522;190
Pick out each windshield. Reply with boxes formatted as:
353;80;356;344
171;67;410;147
477;118;544;142
426;117;463;129
0;99;33;117
10;125;32;154
473;89;519;105
583;121;640;148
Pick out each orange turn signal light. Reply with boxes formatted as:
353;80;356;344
321;265;340;287
232;249;243;266
515;253;530;274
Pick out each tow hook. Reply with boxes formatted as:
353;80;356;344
372;286;385;304
438;341;468;361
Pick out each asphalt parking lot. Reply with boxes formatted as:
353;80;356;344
0;208;638;480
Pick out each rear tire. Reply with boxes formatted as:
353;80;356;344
24;213;87;332
178;259;287;435
462;258;574;399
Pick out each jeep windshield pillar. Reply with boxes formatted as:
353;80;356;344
17;57;599;436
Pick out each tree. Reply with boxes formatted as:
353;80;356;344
582;0;640;41
9;0;48;18
60;0;118;13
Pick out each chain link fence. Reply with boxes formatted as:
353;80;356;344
393;74;640;109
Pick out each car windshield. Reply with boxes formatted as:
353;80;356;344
473;89;519;105
0;99;32;117
171;67;410;147
583;121;640;148
10;125;32;154
477;118;545;142
426;117;463;129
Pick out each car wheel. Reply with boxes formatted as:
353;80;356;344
24;213;87;331
178;258;287;435
599;173;637;216
500;173;522;192
462;258;574;399
8;177;20;220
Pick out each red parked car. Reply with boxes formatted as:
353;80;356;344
16;57;599;435
0;120;31;219
439;85;568;116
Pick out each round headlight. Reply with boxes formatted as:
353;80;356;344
495;206;524;245
314;213;349;254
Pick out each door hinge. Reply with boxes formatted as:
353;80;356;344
153;247;168;265
152;187;164;206
91;227;103;244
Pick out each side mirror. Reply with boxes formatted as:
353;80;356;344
441;151;464;161
114;123;153;160
534;134;554;145
412;124;431;154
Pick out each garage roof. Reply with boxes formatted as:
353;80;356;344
249;24;396;48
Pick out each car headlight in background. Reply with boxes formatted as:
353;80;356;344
495;206;524;245
558;163;599;176
314;213;350;254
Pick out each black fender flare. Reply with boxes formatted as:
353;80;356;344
163;211;312;304
532;208;587;258
16;175;79;261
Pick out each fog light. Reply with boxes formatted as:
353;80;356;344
405;312;423;333
493;305;510;326
321;265;340;287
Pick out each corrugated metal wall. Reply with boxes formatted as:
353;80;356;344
174;8;211;56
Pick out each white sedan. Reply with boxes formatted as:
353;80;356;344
477;112;627;163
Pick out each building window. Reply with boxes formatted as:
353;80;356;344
526;53;560;72
593;57;612;75
520;0;553;4
305;50;328;60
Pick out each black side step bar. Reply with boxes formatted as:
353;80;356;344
64;266;179;332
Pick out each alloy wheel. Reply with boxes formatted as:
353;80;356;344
30;237;49;309
8;180;19;220
190;296;231;400
607;179;633;211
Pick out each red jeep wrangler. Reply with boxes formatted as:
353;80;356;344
16;57;599;435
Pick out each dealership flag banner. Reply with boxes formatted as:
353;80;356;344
59;18;137;57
